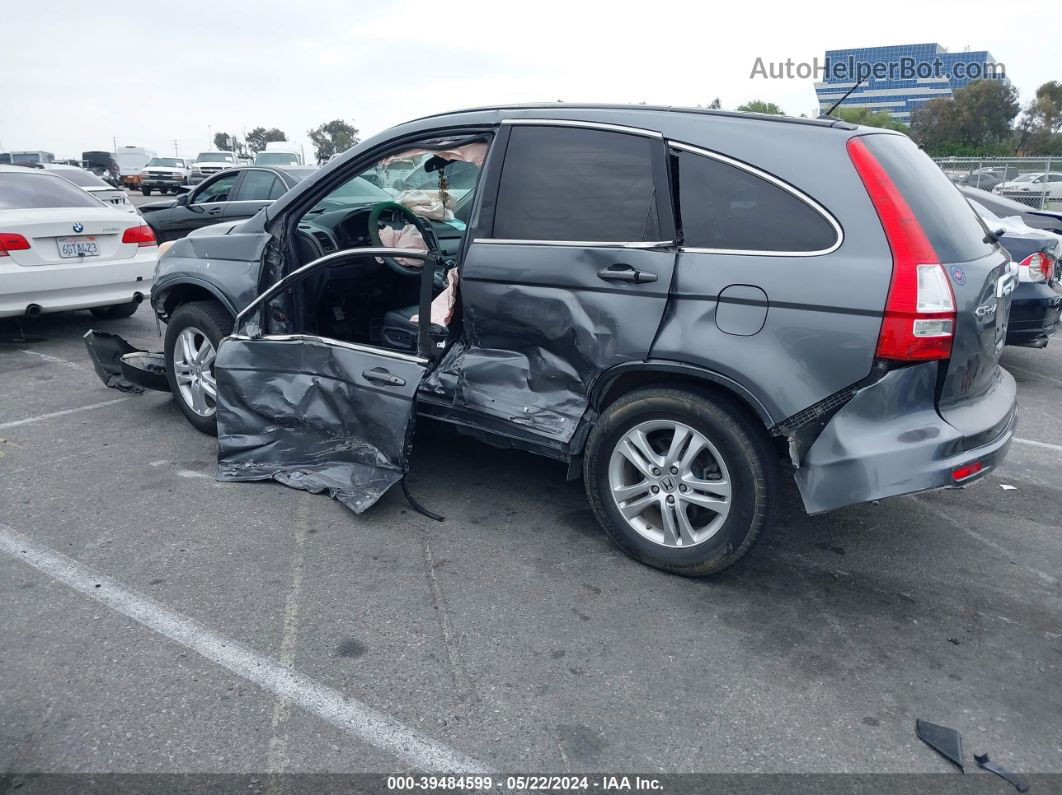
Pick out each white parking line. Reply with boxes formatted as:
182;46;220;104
0;522;492;774
1006;363;1062;387
1013;437;1062;454
0;398;130;430
19;349;82;370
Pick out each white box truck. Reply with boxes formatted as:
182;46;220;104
114;146;156;189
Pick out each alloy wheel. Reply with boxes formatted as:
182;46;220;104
607;419;732;548
172;326;217;417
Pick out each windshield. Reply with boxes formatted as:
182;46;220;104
313;176;390;208
51;168;110;189
197;153;234;163
0;172;103;209
12;153;43;165
146;157;184;167
1013;174;1041;183
255;153;299;165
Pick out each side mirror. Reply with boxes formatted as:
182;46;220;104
175;193;190;206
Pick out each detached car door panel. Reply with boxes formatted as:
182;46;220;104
215;335;425;513
214;250;434;513
451;122;677;443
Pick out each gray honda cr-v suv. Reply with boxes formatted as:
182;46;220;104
87;104;1017;576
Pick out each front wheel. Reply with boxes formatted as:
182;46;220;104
164;300;232;435
141;187;152;196
583;386;779;577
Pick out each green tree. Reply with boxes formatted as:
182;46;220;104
736;100;784;115
213;132;247;156
832;107;909;132
910;79;1019;156
707;97;721;109
245;127;287;154
307;119;360;164
1016;81;1062;154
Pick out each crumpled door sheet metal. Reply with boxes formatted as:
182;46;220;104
214;336;425;513
424;285;624;442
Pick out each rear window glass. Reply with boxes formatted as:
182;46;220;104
862;134;995;263
675;150;838;252
0;172;102;209
52;168;109;188
493;126;659;242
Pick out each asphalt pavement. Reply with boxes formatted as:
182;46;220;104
0;298;1060;779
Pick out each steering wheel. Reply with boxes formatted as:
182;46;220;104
367;201;441;277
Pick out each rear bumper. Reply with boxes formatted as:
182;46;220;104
0;250;156;318
1006;284;1061;347
794;362;1016;514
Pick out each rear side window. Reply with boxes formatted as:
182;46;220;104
675;149;838;253
0;172;101;209
236;170;280;201
493;126;659;242
861;134;995;263
268;178;288;199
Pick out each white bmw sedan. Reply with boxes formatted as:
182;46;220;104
0;165;157;319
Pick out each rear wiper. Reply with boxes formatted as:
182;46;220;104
984;226;1004;245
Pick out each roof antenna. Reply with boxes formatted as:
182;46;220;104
821;74;867;118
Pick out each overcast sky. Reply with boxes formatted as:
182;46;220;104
2;0;1057;160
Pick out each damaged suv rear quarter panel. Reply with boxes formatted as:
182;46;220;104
649;115;894;425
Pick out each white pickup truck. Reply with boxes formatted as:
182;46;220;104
138;157;192;195
253;141;305;166
190;151;241;184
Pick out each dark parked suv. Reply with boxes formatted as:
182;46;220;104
88;105;1018;576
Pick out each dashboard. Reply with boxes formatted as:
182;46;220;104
296;201;469;263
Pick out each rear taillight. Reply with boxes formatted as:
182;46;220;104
0;232;31;257
122;224;156;247
1017;251;1051;283
952;460;984;481
848;137;956;361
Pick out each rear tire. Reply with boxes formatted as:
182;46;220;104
141;187;152;196
90;300;139;319
583;386;779;577
164;300;232;436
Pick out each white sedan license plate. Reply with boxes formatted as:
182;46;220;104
57;235;99;258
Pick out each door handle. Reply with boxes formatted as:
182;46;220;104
208;207;223;215
597;265;658;284
362;368;406;387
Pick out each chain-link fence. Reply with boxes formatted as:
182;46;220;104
933;156;1062;209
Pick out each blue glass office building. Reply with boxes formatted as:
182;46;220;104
814;43;1005;123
